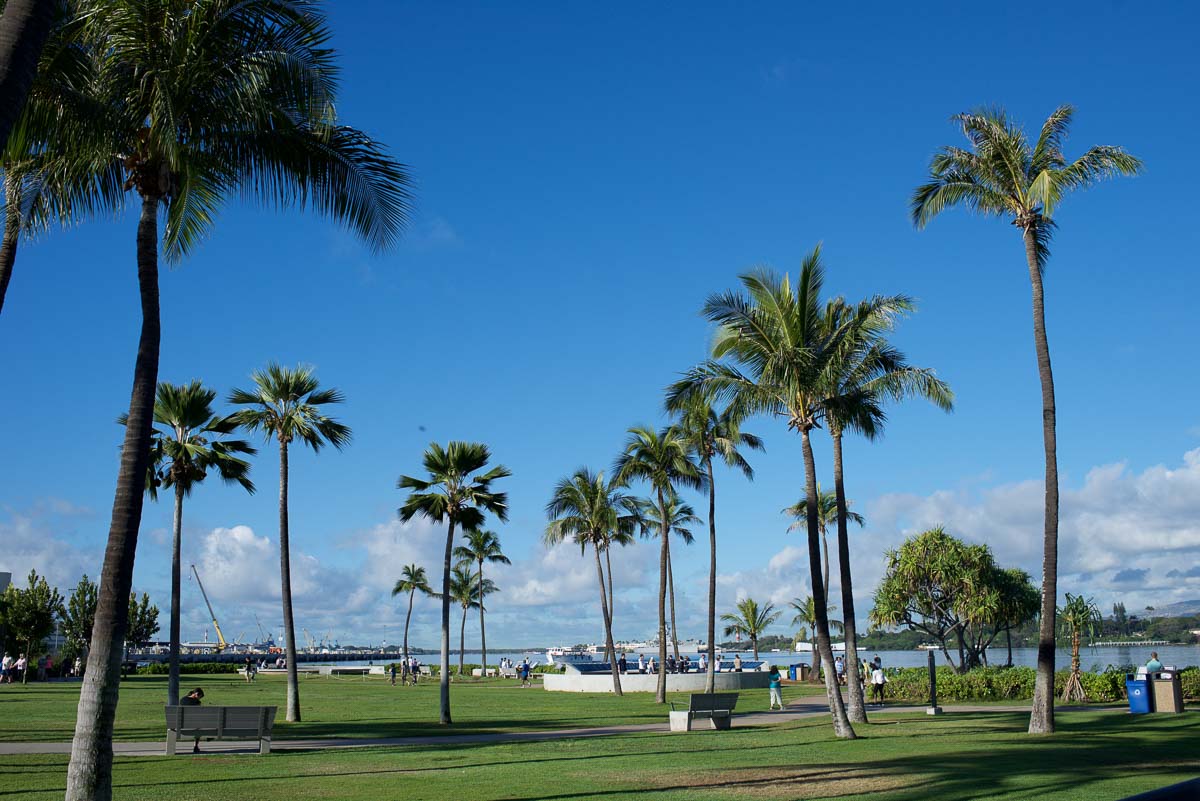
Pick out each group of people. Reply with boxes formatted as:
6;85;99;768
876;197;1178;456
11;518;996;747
0;653;83;682
617;652;732;675
388;656;424;686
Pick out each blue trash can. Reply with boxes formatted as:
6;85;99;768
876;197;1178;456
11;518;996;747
1126;674;1153;714
788;664;799;681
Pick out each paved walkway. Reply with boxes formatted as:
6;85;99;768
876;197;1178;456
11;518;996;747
0;701;1120;757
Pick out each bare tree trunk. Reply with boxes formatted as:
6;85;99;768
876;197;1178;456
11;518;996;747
459;606;466;675
604;547;615;661
168;484;183;707
655;487;668;704
593;544;622;695
477;559;486;677
439;519;455;723
65;192;161;801
1006;626;1013;668
403;590;414;667
1024;226;1060;735
667;538;680;662
832;431;867;724
705;459;717;694
0;0;60;153
0;184;20;316
278;440;301;722
800;428;855;739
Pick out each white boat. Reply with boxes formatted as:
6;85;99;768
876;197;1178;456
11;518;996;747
615;638;716;655
544;646;595;666
793;641;846;653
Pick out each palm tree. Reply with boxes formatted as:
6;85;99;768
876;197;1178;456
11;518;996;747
229;364;350;723
398;442;510;724
391;564;433;671
636;492;701;663
0;0;59;151
790;595;844;642
545;468;640;695
442;565;495;676
721;598;781;660
819;297;953;722
1058;594;1101;702
452;529;509;678
65;5;408;795
129;381;254;706
671;393;763;693
667;246;890;738
912;106;1140;734
614;425;703;703
784;485;863;608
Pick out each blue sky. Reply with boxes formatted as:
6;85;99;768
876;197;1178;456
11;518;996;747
2;1;1199;648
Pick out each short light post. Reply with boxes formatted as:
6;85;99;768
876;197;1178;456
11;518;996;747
927;649;943;715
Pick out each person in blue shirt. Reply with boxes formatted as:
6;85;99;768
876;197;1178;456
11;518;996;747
1145;652;1164;673
768;667;784;711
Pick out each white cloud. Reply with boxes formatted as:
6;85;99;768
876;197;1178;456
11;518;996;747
0;499;100;589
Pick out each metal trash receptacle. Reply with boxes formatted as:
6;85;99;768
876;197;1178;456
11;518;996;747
1126;674;1153;714
1151;670;1184;713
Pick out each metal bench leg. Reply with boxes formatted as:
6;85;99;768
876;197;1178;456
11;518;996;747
260;736;271;755
710;714;732;730
166;730;177;756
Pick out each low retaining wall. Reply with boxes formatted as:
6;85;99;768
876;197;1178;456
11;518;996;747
543;671;770;693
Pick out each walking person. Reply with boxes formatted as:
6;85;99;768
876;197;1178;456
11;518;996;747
390;662;398;686
870;664;887;706
768;666;785;710
835;655;846;686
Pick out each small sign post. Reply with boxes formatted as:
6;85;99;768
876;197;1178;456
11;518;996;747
927;649;943;715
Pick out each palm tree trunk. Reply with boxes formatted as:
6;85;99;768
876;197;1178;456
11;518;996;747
439;519;455;723
403;590;414;667
667;539;680;662
705;458;717;694
1006;626;1013;668
655;487;669;704
593;544;622;695
65;192;161;801
604;547;615;659
1024;226;1060;735
800;428;855;739
832;431;867;723
752;636;758;661
168;483;183;707
0;184;20;316
0;0;59;153
477;559;486;677
278;440;301;722
459;606;466;676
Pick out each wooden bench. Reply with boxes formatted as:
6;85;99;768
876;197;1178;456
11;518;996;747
164;705;277;755
668;692;739;732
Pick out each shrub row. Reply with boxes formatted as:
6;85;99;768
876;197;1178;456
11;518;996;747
882;665;1199;703
135;662;239;675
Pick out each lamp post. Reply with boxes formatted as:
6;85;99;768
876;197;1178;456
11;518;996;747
927;649;943;715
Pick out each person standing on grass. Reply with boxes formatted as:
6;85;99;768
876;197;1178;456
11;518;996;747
870;664;886;705
835;655;845;685
768;666;784;710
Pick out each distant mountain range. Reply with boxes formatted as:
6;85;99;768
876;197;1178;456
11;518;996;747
1152;600;1200;618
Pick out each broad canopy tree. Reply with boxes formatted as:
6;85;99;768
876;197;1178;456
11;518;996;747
0;570;63;683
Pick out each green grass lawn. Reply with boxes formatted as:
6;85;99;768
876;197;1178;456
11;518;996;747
2;710;1197;800
0;674;828;742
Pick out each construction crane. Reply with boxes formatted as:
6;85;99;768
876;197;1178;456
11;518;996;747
190;565;228;653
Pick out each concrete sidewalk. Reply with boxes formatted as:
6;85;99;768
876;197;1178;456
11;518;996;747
0;701;1117;757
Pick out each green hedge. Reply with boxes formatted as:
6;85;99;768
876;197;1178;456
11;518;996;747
882;665;1198;703
136;662;239;675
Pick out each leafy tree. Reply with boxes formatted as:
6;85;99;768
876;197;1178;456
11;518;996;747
398;441;510;724
60;574;98;660
124;593;159;649
0;570;62;683
912;105;1141;734
636;491;700;663
0;0;60;151
1112;602;1128;637
996;568;1040;667
544;468;639;694
671;392;762;693
614;425;702;703
453;529;509;678
230;364;350;723
391;564;434;669
720;598;780;660
65;3;409;795
131;380;255;706
1059;594;1101;702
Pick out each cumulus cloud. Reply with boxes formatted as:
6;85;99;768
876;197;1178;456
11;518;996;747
0;499;100;589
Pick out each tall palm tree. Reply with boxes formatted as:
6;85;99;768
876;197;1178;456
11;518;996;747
452;529;509;678
398;442;510;724
636;492;701;663
721;598;781;660
229;364;350;723
129;381;254;706
442;565;495;676
614;425;703;703
790;595;844;643
820;297;953;722
545;468;640;695
671;393;763;693
912;106;1140;734
391;564;433;671
0;0;59;151
784;485;862;608
65;5;408;796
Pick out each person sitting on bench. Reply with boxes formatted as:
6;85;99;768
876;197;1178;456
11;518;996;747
180;688;205;753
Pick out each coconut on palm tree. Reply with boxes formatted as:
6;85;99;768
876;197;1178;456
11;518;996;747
128;381;254;706
391;564;433;671
912;105;1141;734
229;364;350;723
636;491;700;663
671;393;762;693
398;442;510;724
545;468;640;695
721;598;781;660
65;5;409;796
614;425;703;703
453;529;509;678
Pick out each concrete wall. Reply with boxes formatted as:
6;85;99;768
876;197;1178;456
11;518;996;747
543;671;769;693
